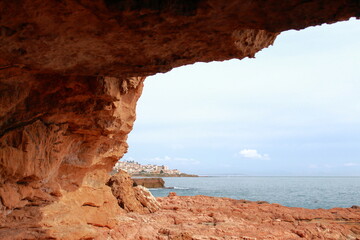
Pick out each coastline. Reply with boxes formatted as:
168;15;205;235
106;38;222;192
131;173;199;178
105;170;360;239
103;172;360;239
148;176;360;209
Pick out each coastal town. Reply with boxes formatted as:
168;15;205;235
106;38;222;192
113;160;198;177
114;160;182;175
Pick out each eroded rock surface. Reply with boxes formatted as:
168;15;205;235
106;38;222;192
107;170;160;214
1;1;359;77
0;0;360;239
0;69;144;239
107;195;360;240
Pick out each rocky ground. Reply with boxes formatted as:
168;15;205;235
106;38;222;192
103;193;360;240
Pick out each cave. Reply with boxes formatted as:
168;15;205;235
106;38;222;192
0;0;360;239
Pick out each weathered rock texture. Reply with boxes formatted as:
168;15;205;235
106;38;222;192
133;177;165;188
0;69;144;239
106;195;360;240
1;1;359;77
107;170;160;213
0;0;359;239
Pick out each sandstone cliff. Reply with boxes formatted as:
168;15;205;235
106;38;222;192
0;0;359;239
0;71;145;239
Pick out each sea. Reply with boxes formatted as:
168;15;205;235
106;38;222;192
149;176;360;209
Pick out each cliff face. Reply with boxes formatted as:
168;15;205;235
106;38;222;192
0;0;359;239
0;69;144;239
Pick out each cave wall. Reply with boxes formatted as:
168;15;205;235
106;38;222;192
0;0;359;239
0;67;144;239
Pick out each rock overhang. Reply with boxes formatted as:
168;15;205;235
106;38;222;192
0;0;360;239
1;0;359;77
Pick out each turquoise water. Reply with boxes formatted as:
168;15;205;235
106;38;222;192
149;176;360;209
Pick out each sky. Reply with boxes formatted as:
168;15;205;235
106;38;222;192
123;18;360;176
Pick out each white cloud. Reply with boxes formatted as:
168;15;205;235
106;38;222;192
239;149;270;160
344;162;360;167
146;156;200;165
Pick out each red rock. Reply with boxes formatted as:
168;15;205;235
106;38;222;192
0;1;359;239
133;186;161;213
0;72;144;239
107;170;160;214
112;195;360;240
168;192;178;197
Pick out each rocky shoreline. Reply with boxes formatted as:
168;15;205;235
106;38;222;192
100;192;360;240
106;172;360;240
104;172;360;239
1;167;360;239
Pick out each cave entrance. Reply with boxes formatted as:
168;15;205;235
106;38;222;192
118;18;360;209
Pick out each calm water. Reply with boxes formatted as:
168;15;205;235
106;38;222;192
150;176;360;209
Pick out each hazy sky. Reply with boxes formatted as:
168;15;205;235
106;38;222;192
124;18;360;176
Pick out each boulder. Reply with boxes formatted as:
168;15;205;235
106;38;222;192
134;186;161;213
132;178;165;188
107;170;160;214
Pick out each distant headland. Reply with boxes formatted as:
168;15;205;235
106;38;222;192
113;160;198;177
